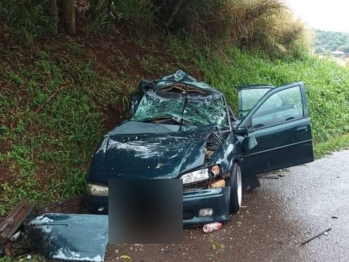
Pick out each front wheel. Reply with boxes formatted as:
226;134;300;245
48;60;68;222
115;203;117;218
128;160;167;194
229;162;242;213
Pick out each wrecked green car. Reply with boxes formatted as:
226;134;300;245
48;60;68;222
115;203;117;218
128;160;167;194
86;70;314;226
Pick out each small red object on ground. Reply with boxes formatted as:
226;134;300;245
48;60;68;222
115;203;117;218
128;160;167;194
203;222;222;233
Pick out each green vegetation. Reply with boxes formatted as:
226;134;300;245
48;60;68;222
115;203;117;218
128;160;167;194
0;0;349;224
314;133;349;157
0;43;132;216
313;29;349;54
193;48;349;143
0;0;55;46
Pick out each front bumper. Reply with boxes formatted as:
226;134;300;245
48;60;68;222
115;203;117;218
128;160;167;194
86;194;109;214
86;186;231;226
182;187;231;226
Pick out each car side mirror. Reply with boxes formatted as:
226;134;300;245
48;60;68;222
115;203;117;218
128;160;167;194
130;97;140;116
241;135;257;153
234;126;248;136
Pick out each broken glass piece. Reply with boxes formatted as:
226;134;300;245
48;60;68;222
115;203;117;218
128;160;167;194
132;90;227;127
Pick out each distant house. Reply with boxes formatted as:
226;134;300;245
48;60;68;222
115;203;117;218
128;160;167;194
331;51;346;57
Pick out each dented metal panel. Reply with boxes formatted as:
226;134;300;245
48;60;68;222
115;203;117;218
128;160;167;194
24;213;108;262
88;124;216;182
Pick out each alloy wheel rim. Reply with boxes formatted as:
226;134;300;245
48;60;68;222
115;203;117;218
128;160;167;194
237;166;242;206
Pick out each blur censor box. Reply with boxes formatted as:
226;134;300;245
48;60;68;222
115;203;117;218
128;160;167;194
109;179;183;244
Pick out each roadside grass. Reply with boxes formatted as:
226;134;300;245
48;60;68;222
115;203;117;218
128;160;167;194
0;0;55;46
0;254;46;262
314;133;349;158
0;40;133;216
191;46;349;145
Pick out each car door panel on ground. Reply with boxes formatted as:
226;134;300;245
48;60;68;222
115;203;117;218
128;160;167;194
237;82;314;177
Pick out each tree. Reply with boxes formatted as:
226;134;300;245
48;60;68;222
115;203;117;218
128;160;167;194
151;0;186;31
50;0;76;34
338;44;349;54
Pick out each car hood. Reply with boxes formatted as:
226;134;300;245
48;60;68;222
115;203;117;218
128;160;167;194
88;121;215;182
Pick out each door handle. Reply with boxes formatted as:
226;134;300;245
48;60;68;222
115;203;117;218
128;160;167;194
297;126;308;132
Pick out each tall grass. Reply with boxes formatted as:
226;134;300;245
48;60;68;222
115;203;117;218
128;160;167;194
0;0;309;58
0;0;55;45
192;46;349;144
227;0;310;58
153;0;310;58
0;42;133;215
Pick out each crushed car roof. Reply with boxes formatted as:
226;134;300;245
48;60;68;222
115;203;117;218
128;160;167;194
139;70;221;94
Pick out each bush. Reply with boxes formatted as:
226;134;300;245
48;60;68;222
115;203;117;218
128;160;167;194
0;0;310;59
110;0;155;32
0;0;54;45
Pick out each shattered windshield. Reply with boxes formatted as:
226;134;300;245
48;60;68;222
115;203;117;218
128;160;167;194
132;90;228;127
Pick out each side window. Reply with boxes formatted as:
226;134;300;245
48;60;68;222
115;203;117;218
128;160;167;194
239;88;270;118
252;86;303;129
256;93;282;113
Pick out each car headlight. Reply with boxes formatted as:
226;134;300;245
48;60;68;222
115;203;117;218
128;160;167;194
181;165;221;184
86;183;108;196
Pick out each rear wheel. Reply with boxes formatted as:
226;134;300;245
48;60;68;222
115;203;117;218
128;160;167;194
229;162;242;213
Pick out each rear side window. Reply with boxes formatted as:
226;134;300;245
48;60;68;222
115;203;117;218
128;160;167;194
239;88;270;118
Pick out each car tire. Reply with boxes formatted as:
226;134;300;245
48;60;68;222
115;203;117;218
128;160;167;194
229;162;242;213
242;175;261;191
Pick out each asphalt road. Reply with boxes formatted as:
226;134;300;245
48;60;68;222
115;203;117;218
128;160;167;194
105;149;349;262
